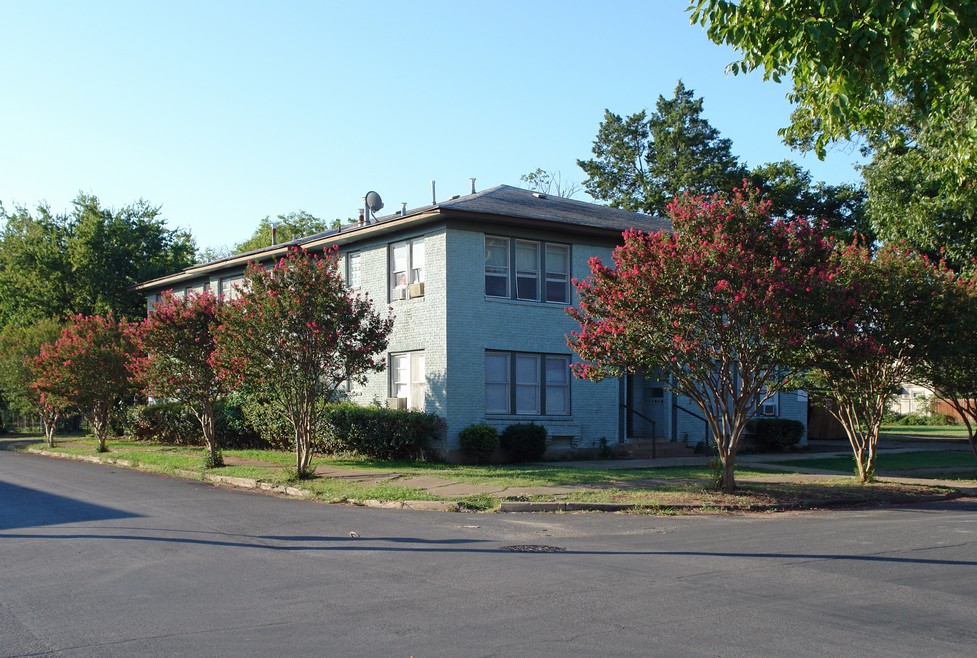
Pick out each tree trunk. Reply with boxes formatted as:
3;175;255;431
42;411;58;448
294;412;314;478
720;458;736;493
198;401;222;468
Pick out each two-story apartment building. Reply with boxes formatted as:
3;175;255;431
134;184;808;459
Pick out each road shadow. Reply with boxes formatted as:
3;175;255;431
0;480;143;530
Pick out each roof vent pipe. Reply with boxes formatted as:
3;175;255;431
401;202;407;216
431;180;436;205
357;209;365;226
271;222;278;245
470;177;476;194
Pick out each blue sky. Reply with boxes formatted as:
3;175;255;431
1;1;865;252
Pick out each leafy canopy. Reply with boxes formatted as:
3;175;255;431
212;246;393;474
569;186;839;491
690;1;977;180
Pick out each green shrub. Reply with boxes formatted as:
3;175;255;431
458;424;499;463
500;423;547;462
927;412;957;426
240;398;320;451
746;418;804;452
322;404;444;461
126;402;202;445
215;394;265;449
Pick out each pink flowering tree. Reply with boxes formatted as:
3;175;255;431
915;268;977;461
808;244;969;480
212;246;393;477
31;313;139;452
0;319;66;446
131;290;226;467
569;186;840;492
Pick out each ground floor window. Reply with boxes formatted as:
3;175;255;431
485;351;570;415
391;351;426;410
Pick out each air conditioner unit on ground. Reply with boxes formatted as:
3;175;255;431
386;397;407;410
408;282;425;298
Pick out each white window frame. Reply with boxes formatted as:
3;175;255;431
390;238;424;299
391;352;426;411
485;351;571;416
514;240;540;301
484;236;510;298
544;244;570;304
347;252;362;289
219;275;245;301
485;352;510;414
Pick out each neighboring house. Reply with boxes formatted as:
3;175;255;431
134;184;808;458
891;383;933;416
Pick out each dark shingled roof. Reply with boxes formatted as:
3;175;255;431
436;184;671;233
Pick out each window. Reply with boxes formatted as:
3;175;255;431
347;252;362;289
484;236;570;303
758;390;779;417
391;352;426;410
219;275;245;300
515;240;540;301
544;244;570;303
484;237;509;297
485;351;571;415
390;238;424;298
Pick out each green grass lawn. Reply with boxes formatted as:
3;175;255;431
879;424;971;438
14;435;962;512
769;450;977;473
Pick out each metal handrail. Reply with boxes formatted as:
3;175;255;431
620;403;657;459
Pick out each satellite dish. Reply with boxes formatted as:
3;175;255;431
365;191;384;214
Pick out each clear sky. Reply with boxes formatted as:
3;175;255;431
1;0;865;253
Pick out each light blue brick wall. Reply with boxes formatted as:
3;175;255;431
440;227;621;457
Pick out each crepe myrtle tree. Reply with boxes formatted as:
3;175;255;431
808;243;972;480
568;185;840;492
0;319;64;446
131;289;226;467
31;313;139;452
212;246;393;477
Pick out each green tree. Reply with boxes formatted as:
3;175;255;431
578;80;747;216
0;204;74;326
0;194;196;325
690;1;977;180
212;246;393;476
32;314;139;452
748;160;871;243
131;290;226;467
862;141;977;267
568;186;839;492
0;318;64;444
806;244;963;482
234;211;336;254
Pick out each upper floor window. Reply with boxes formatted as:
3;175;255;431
390;238;424;298
347;252;362;289
219;275;245;300
485;236;570;304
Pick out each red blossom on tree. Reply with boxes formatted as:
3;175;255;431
808;243;970;481
568;185;842;492
31;313;140;452
211;246;393;476
131;289;226;467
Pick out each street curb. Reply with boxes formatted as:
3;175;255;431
23;447;968;514
353;499;461;512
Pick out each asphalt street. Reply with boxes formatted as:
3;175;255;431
2;450;976;657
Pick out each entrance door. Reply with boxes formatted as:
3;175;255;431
626;373;667;439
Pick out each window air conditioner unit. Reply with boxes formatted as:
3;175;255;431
408;282;425;299
760;404;778;416
393;287;407;300
386;397;407;410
